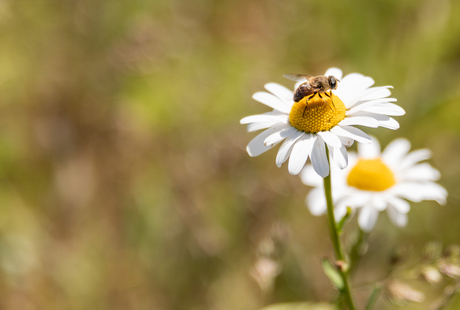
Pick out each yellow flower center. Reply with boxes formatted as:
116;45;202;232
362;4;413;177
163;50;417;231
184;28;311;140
347;158;396;191
289;93;346;133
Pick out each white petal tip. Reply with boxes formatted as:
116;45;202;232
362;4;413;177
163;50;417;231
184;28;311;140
288;170;301;176
246;146;257;157
359;225;373;233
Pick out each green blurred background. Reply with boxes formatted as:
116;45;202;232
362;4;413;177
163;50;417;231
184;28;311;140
0;0;459;309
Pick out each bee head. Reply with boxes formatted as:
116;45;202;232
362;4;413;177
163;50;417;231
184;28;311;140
328;76;339;90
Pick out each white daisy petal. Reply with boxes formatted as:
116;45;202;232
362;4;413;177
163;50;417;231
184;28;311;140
247;121;278;132
347;86;393;108
347;98;398;115
246;124;284;157
317;131;342;148
288;134;315;175
390;183;425;202
358;136;381;158
359;86;393;101
276;131;304;167
361;103;405;116
334;203;349;221
401;163;441;181
338;116;380;128
340;73;365;85
426;183;448;205
339;192;371;209
338;136;354;147
300;164;323;186
307;188;327;216
358;206;380;232
353;76;376;90
400;149;432;169
416;182;448;205
330;125;372;143
387;206;408;228
311;136;330;178
339;74;374;94
372;195;387;211
392;182;447;205
325;67;343;80
388;197;410;214
330;145;348;169
240;114;288;124
264;83;294;103
377;117;399;130
264;125;297;147
382;138;411;165
363;87;392;99
350;112;400;130
252;92;291;113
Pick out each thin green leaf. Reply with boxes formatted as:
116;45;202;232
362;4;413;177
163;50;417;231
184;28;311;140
336;207;352;234
365;284;382;310
322;258;344;290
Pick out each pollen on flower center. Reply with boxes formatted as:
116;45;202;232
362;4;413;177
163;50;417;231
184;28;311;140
289;93;346;133
347;158;396;191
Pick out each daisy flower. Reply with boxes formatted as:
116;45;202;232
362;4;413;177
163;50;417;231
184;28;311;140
300;137;448;232
240;68;405;177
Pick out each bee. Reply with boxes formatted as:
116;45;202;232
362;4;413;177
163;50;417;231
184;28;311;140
283;74;340;114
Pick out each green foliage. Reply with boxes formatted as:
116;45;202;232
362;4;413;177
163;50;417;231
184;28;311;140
322;259;344;290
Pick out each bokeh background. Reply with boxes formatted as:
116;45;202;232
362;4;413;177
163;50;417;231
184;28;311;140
0;0;460;309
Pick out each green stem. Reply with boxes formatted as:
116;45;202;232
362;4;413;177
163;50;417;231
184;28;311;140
365;284;382;310
323;148;356;310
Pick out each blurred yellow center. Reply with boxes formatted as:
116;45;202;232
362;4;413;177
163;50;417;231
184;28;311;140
347;158;396;191
289;93;346;133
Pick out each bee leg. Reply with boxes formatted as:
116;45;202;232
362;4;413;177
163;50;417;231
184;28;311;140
302;93;316;117
322;92;335;111
324;91;337;110
318;93;334;111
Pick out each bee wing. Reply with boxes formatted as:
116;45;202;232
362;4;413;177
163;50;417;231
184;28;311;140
285;93;294;101
283;74;312;82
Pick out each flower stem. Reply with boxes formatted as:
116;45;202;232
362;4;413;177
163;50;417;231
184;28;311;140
365;284;382;310
323;148;356;310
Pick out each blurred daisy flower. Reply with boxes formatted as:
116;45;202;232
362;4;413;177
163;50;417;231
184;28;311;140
240;68;404;177
300;137;447;232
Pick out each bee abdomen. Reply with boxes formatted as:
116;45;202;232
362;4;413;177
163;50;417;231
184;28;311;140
293;90;304;102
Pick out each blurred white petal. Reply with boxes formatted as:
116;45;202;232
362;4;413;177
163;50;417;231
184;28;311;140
358;135;381;158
